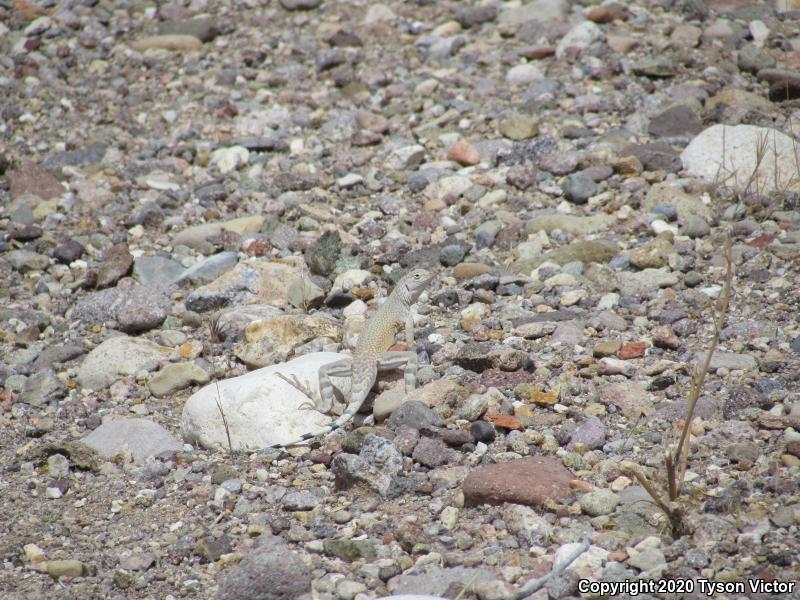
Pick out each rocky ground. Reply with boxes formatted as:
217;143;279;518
1;0;800;598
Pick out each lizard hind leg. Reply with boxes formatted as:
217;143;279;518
376;350;419;394
276;357;352;413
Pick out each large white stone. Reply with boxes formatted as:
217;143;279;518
681;124;800;192
181;352;351;451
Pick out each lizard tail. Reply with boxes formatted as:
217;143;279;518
261;362;376;452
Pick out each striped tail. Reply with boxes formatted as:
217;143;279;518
261;361;377;452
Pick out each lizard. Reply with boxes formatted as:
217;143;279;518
264;267;435;452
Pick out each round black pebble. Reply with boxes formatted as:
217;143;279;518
469;420;496;443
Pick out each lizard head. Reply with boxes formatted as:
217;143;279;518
399;267;435;302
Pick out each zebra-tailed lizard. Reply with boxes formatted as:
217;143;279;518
264;267;435;451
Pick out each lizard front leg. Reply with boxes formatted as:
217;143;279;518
376;351;419;394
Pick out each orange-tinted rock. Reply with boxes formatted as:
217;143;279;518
463;457;576;508
618;341;646;359
486;414;524;431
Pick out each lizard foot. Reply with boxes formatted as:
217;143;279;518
276;373;315;402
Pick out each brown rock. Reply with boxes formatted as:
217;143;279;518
96;243;134;289
586;4;629;23
463;457;576;508
447;140;480;166
453;262;493;280
769;79;800;103
441;428;474;446
9;224;43;241
619;341;646;359
593;340;622;357
652;325;680;350
597;382;652;421
351;130;382;146
520;46;555;59
786;441;800;458
355;110;389;133
9;161;65;200
611;155;643;176
606;34;638;55
486;414;524;431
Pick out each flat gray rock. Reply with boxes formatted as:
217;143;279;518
70;284;171;333
82;418;182;463
76;336;171;390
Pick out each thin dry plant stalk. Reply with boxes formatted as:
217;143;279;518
214;381;234;455
626;234;733;534
505;539;590;600
741;133;770;198
669;235;733;499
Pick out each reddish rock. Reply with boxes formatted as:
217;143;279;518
521;46;555;59
486;414;524;431
96;242;134;289
463;457;576;508
8;161;65;200
618;341;646;359
447;140;480;166
747;233;775;248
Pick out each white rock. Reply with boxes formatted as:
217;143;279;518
144;171;180;191
337;173;363;188
431;175;472;199
342;299;368;318
681;124;800;192
749;20;770;46
597;293;620;310
364;3;396;24
560;289;586;306
210;146;249;174
386;144;426;170
651;219;679;236
506;63;544;86
181;352;351;451
556;21;603;59
332;269;372;291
